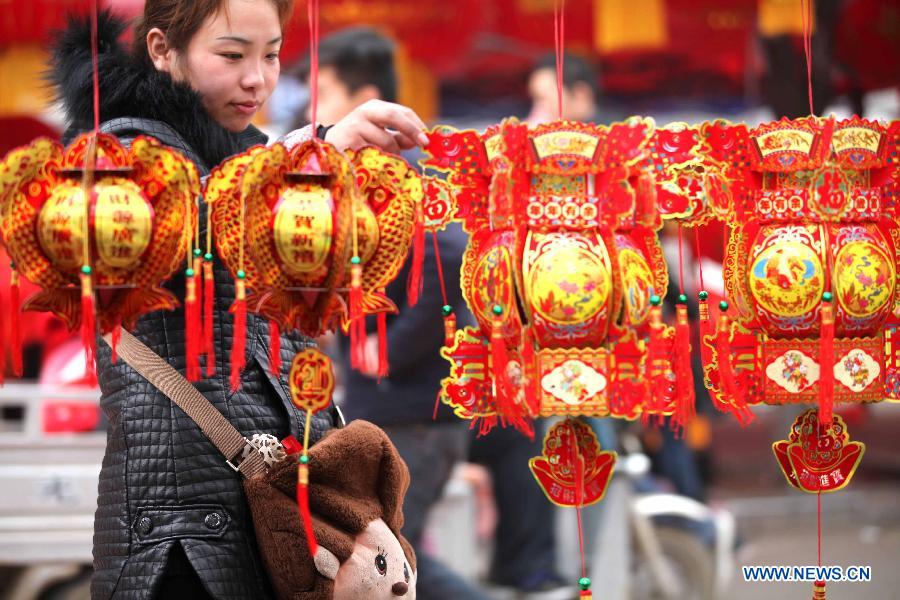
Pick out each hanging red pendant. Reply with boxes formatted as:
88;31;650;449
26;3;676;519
348;263;366;371
203;259;216;377
269;320;282;377
185;272;201;382
406;204;425;307
296;458;318;555
672;303;696;434
376;310;388;381
230;277;247;393
818;298;835;428
80;271;97;385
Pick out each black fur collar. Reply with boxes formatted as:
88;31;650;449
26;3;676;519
50;11;264;168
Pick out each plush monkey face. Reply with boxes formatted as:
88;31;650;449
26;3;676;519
315;518;416;599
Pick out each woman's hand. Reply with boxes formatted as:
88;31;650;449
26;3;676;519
323;99;429;154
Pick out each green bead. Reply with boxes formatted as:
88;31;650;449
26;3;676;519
350;256;361;265
822;291;833;302
649;294;661;307
441;305;453;317
193;248;202;257
185;268;195;277
9;261;15;269
698;290;709;301
299;454;309;464
81;265;92;275
236;270;246;279
492;304;503;316
678;294;688;304
578;577;591;590
204;252;214;262
719;300;729;311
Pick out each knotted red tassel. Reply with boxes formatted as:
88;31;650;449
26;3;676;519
376;311;389;381
644;295;668;425
230;276;247;393
269;320;282;377
406;205;425;307
80;271;97;386
203;258;216;377
348;262;366;371
672;303;696;435
520;326;539;417
490;306;531;436
185;270;201;382
442;307;457;348
697;291;714;371
297;456;318;556
9;268;22;378
714;302;753;425
818;295;835;429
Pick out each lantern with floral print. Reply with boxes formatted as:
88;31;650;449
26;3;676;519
697;116;900;427
424;118;705;435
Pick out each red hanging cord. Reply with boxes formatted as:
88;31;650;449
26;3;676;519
432;233;449;307
570;421;589;592
91;1;100;132
554;0;567;120
693;228;705;292
677;224;686;296
801;0;814;115
308;0;320;137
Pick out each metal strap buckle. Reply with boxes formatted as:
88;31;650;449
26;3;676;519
225;437;254;472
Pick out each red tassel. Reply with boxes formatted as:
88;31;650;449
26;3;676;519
230;278;247;393
80;273;97;386
376;311;388;381
520;326;539;417
490;310;532;436
698;294;714;371
715;309;753;425
818;301;835;429
111;321;121;364
185;273;201;382
10;269;22;378
442;311;457;347
645;301;668;421
269;320;282;377
812;581;826;599
203;260;216;377
406;205;425;307
672;304;696;436
348;264;366;371
297;460;318;556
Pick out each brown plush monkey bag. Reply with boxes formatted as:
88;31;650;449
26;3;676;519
244;420;417;599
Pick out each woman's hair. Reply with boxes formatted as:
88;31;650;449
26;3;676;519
133;0;295;65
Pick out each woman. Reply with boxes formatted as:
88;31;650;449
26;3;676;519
50;1;428;598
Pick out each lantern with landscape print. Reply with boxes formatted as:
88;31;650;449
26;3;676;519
0;132;199;381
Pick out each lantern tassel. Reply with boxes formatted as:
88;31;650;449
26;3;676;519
644;299;667;426
406;205;425;307
818;301;835;429
715;310;753;425
185;273;201;382
10;269;22;378
269;320;282;377
297;459;318;556
376;311;389;381
698;294;714;371
490;311;531;436
348;263;366;371
672;303;696;436
80;272;97;386
230;278;247;393
520;326;539;417
203;260;216;377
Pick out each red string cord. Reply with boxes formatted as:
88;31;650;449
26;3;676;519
308;0;320;137
570;421;588;582
431;232;449;307
554;0;566;120
801;0;814;115
817;490;822;567
677;224;686;296
91;1;100;132
694;227;705;292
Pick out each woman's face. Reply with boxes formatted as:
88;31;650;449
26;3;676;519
151;0;282;132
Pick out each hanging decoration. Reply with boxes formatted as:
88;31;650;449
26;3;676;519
0;132;199;381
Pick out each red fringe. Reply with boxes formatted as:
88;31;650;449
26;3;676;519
406;206;425;307
269;320;282;377
230;280;247;393
672;304;696;436
715;313;754;425
818;303;835;429
80;274;97;386
646;305;668;416
297;462;318;556
185;275;201;382
491;315;532;437
376;311;389;381
10;272;22;378
520;326;539;417
203;261;216;377
348;265;366;371
698;298;714;371
111;321;121;364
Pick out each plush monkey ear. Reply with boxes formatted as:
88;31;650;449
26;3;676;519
314;546;340;581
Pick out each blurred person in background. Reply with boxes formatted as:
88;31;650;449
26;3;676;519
527;52;604;125
297;26;495;600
